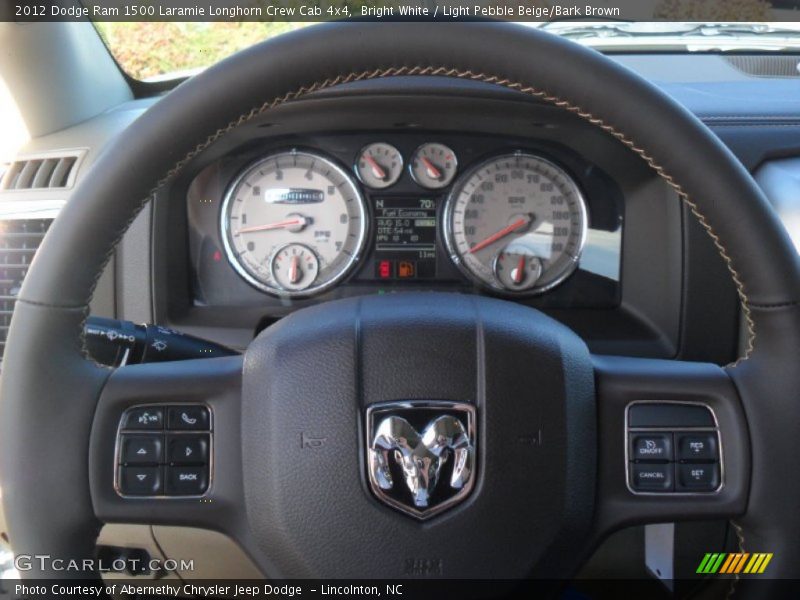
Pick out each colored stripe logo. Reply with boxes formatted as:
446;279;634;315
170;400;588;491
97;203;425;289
696;553;773;574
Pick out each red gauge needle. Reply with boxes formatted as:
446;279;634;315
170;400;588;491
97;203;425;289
289;254;300;284
421;156;442;180
468;217;530;254
237;216;307;234
364;154;387;180
513;255;526;284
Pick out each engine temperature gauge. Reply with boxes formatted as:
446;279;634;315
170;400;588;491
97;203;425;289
270;243;320;292
493;247;543;292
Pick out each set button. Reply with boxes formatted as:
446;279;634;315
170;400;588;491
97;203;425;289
678;463;720;490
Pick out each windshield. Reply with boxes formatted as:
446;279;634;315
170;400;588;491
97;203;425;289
96;21;800;82
95;23;312;81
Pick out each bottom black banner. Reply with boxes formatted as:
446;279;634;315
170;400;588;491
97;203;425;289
3;579;800;600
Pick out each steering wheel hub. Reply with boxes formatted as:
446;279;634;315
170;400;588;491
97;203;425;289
241;293;596;578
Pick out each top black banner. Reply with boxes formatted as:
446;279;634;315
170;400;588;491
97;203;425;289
4;0;800;22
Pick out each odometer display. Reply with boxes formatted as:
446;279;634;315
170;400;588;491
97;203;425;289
221;150;367;296
444;153;588;295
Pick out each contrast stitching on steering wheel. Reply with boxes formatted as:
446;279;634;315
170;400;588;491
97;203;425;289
79;65;756;368
727;520;747;599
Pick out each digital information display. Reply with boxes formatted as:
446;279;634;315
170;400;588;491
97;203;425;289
373;197;437;280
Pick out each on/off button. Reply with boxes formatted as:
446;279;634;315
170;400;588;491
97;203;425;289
630;433;673;461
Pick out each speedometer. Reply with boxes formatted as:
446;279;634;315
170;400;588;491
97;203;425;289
443;152;587;295
220;150;367;297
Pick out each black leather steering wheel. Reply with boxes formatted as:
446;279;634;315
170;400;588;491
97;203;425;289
1;22;799;592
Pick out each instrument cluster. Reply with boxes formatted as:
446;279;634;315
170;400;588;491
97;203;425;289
187;132;623;308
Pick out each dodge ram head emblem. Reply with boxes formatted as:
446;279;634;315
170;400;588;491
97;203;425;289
365;401;476;519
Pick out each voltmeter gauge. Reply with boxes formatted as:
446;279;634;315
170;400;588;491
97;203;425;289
355;143;403;189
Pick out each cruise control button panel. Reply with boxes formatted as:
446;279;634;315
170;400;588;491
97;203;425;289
626;402;722;494
117;405;211;497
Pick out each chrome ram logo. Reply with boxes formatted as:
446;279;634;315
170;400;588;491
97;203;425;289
365;401;476;519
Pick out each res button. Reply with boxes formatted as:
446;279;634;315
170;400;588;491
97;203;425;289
676;433;718;462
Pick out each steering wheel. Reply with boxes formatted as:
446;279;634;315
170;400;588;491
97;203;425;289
2;23;799;592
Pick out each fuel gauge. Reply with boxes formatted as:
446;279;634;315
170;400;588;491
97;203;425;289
270;243;319;292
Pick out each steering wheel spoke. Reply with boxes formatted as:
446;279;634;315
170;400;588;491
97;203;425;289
592;354;750;536
89;356;246;535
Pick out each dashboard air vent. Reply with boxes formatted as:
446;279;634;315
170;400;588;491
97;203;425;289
724;55;800;78
0;218;52;361
0;150;84;191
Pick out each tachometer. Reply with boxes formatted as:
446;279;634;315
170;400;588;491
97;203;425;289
221;150;367;296
443;152;587;295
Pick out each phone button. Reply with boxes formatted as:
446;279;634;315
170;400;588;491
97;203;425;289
168;406;210;431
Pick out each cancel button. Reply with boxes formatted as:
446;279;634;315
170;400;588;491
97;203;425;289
631;463;673;492
630;433;673;461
